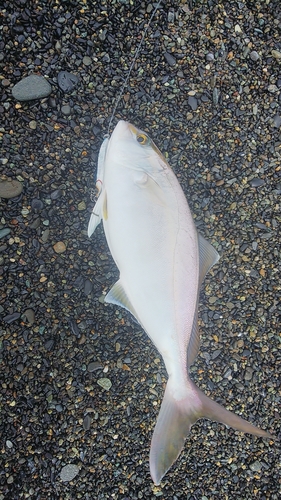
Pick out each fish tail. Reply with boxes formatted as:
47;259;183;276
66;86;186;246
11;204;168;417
149;377;272;485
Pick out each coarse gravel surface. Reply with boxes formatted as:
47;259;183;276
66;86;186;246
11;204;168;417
0;1;280;499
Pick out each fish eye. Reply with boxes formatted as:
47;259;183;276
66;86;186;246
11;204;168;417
136;133;148;145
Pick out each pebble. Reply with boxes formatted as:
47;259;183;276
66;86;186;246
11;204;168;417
250;461;262;472
41;229;49;243
188;96;198;111
250;50;260;61
77;201;86;210
50;189;63;200
61;104;71;116
53;241;66;253
272;114;281;128
83;415;91;431
2;78;11;87
60;464;79;482
164;52;176;66
83;56;92;66
57;71;79;92
12;75;52;101
0;228;11;239
22;309;35;325
250;178;265;188
0;179;23;199
88;361;103;372
68;318;80;337
97;378;112;390
3;312;21;324
29;120;37;130
31;199;44;211
271;49;281;59
84;279;93;295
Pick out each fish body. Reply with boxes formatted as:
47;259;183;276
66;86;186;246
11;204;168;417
88;120;272;484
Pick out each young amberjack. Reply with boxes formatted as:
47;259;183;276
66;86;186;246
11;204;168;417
88;120;272;485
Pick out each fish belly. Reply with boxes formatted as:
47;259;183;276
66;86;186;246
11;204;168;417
103;165;199;376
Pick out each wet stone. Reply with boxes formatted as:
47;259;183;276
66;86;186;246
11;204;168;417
250;461;262;472
68;318;80;337
83;56;92;66
97;378;112;390
61;105;71;116
77;201;86;210
45;339;55;351
53;241;66;253
31;199;44;211
188;96;198;111
2;78;11;87
12;75;52;101
29;120;37;130
57;71;79;92
250;178;265;188
50;189;63;200
84;279;93;295
83;415;91;431
41;229;50;243
73;275;84;289
30;218;41;229
271;49;281;59
272;115;281;128
0;179;23;199
60;464;79;482
250;51;260;61
164;52;176;66
22;309;35;325
0;228;11;239
244;367;253;381
3;312;21;324
88;361;103;372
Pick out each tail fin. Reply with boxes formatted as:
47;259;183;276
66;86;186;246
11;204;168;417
149;378;273;485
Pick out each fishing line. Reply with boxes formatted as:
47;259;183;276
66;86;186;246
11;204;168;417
107;0;163;136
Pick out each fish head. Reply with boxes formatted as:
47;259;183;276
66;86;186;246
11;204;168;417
106;120;169;177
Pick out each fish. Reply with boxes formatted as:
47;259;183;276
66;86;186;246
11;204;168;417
88;120;272;485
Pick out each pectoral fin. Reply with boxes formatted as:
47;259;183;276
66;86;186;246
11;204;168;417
105;280;140;324
88;136;109;238
88;191;105;237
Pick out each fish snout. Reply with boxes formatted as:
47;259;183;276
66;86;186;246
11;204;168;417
112;120;132;138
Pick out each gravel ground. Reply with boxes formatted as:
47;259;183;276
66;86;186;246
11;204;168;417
0;0;280;498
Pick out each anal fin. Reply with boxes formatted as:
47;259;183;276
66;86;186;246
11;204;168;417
198;233;220;286
105;280;140;324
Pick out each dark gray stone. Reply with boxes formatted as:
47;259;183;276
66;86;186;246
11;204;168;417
12;75;52;101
